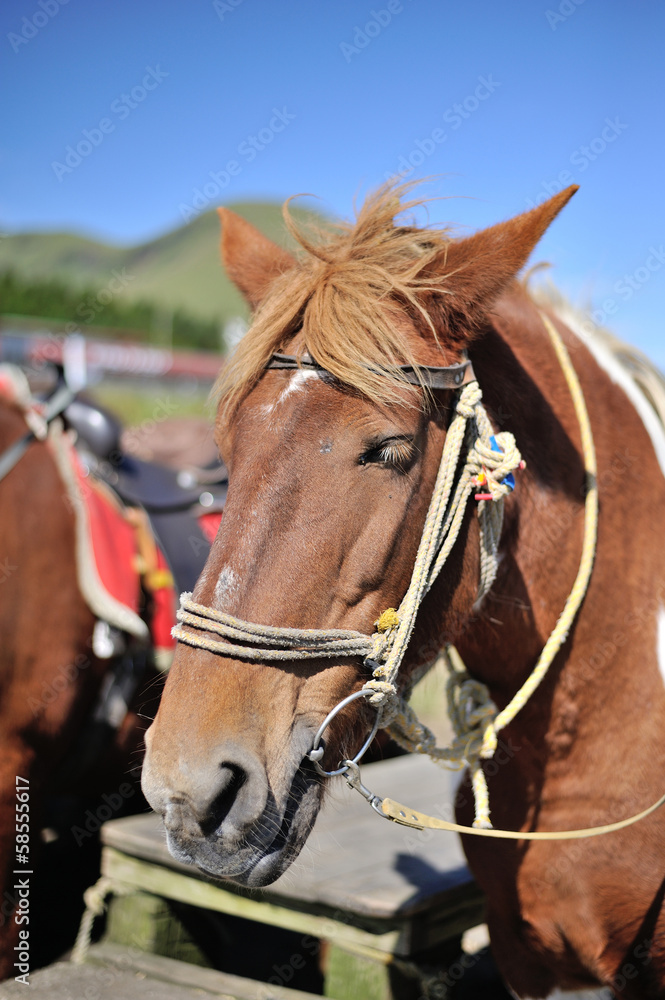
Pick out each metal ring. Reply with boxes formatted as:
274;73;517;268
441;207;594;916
307;689;381;777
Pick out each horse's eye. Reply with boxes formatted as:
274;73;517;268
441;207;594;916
358;437;416;471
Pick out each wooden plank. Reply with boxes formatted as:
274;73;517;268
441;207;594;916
324;945;395;1000
0;959;236;999
86;942;324;1000
105;890;212;967
102;848;402;959
102;756;477;922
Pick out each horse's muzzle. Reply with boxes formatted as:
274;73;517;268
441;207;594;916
141;732;323;885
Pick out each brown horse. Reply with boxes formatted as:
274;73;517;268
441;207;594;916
0;394;94;977
0;392;158;980
142;182;665;998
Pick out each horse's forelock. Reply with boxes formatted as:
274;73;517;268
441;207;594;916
214;180;462;422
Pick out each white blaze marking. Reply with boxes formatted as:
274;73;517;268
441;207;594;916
214;567;238;607
558;304;665;479
278;368;319;400
261;368;319;416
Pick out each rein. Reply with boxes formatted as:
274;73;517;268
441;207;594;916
0;368;75;484
172;313;665;840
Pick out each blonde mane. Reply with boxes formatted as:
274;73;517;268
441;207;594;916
215;181;460;418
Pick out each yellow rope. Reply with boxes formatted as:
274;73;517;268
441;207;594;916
173;382;519;691
479;313;598;759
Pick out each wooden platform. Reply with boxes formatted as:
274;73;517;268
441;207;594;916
96;755;486;999
0;944;323;999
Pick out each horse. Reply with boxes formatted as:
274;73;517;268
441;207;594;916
0;384;167;980
141;181;665;998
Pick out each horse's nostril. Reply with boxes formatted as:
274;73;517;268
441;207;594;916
198;763;247;836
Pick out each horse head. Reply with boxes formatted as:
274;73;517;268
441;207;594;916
141;182;577;886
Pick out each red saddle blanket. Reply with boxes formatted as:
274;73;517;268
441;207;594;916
0;365;190;668
48;423;177;667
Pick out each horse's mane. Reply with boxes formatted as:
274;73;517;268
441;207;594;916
532;283;665;431
215;180;459;418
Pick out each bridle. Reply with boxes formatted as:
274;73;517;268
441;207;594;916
0;372;75;484
266;350;476;389
172;318;665;839
174;345;523;824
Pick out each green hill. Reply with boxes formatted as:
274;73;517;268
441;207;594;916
0;202;323;326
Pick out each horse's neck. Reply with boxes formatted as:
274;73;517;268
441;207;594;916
455;288;665;731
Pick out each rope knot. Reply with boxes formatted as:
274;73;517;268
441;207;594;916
375;608;399;632
454;381;482;419
362;678;397;702
470;432;522;502
447;671;497;753
361;678;400;725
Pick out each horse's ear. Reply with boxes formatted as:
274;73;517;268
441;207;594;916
217;208;296;309
422;185;579;337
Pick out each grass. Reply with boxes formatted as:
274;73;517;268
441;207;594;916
88;377;214;427
408;657;455;746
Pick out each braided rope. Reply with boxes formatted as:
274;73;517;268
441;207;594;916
371;314;597;827
174;603;373;660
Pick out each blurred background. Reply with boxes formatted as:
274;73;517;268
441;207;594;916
1;0;664;424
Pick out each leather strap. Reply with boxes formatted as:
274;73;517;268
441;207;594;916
266;353;475;389
381;792;665;839
0;382;75;485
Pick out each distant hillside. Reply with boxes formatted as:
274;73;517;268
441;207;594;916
0;202;325;326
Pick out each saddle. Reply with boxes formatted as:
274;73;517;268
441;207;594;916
65;394;227;595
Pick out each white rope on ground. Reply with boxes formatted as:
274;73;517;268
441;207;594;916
71;875;135;965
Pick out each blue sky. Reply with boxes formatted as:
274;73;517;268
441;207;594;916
2;0;664;361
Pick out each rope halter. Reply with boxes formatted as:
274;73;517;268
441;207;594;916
173;374;523;828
